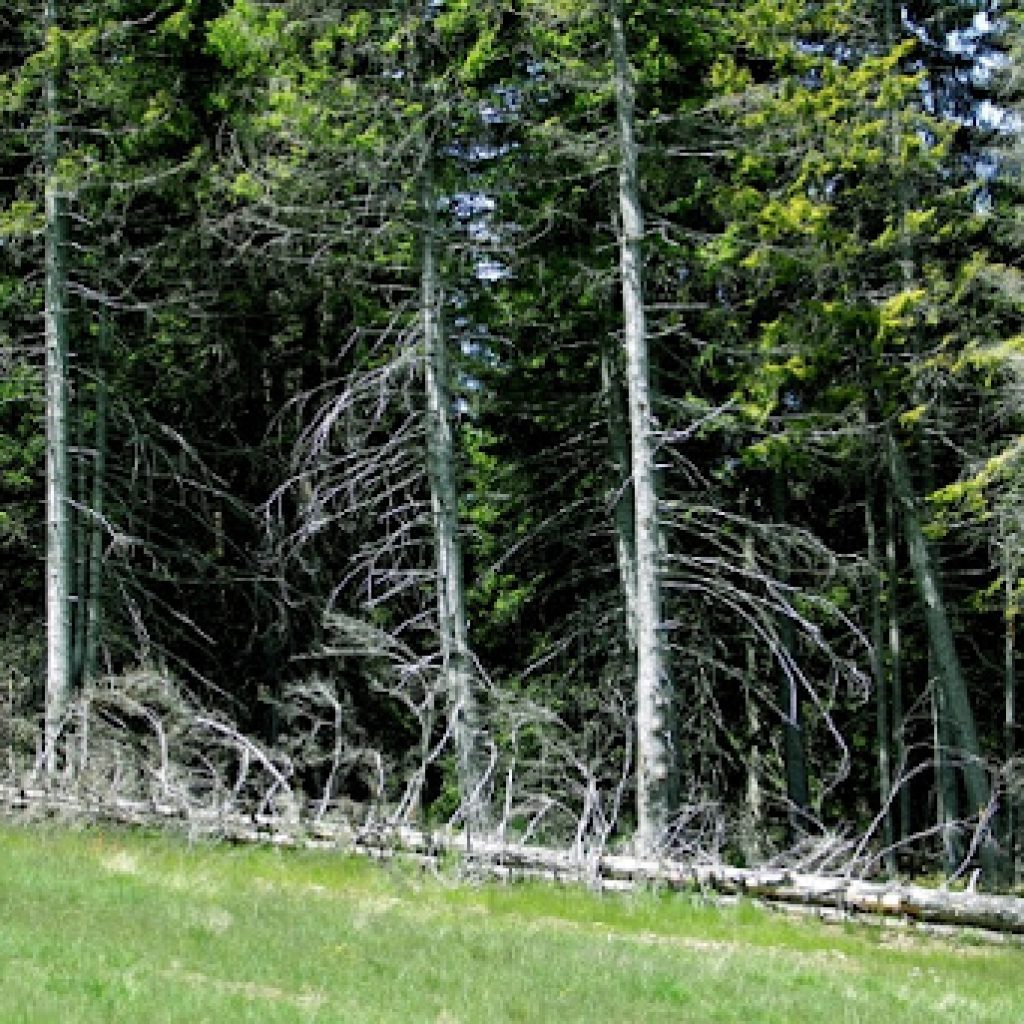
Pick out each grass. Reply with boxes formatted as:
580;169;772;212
1;823;1022;1023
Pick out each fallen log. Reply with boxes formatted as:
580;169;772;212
2;782;1022;941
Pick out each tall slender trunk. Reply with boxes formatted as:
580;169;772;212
72;391;88;689
1004;523;1017;884
880;0;913;855
601;342;637;651
771;470;808;837
612;0;671;854
885;477;908;846
931;662;961;872
741;526;763;863
921;430;962;871
743;634;763;862
44;0;71;774
885;433;991;857
865;463;894;870
422;171;480;822
878;5;983;863
83;312;108;684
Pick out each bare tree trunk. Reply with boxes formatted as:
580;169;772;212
771;471;809;838
741;527;763;863
83;312;108;684
422;171;482;823
72;390;88;690
885;433;991;867
932;665;962;872
879;0;912;856
601;341;637;651
611;0;672;855
1003;522;1017;885
44;0;71;775
865;464;894;871
922;431;962;872
885;478;908;848
743;636;763;861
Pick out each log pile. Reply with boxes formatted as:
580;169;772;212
3;781;1023;942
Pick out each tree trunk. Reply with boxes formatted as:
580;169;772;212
921;430;962;872
879;0;911;855
771;470;809;838
72;387;88;690
885;477;908;847
932;664;962;872
885;433;991;861
601;341;637;652
83;312;109;684
44;0;71;775
865;464;894;871
741;527;763;863
421;171;482;824
611;0;672;855
1004;523;1017;885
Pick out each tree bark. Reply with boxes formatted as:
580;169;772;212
83;312;109;684
611;0;672;855
72;388;88;690
1003;522;1017;884
885;433;991;851
919;430;962;872
885;478;908;846
771;471;809;837
932;666;962;872
865;465;894;871
601;341;638;652
421;171;482;823
44;0;71;775
741;527;763;863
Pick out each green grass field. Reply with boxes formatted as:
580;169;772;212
1;823;1022;1023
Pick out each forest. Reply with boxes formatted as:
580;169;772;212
1;0;1023;888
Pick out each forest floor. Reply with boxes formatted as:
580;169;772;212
1;823;1022;1023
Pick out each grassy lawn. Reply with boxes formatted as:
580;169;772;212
1;823;1022;1023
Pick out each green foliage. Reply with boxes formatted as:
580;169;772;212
206;0;286;74
1;0;1022;864
0;200;42;239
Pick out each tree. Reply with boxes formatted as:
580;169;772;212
42;0;71;773
3;0;1022;879
203;0;506;818
607;0;671;853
